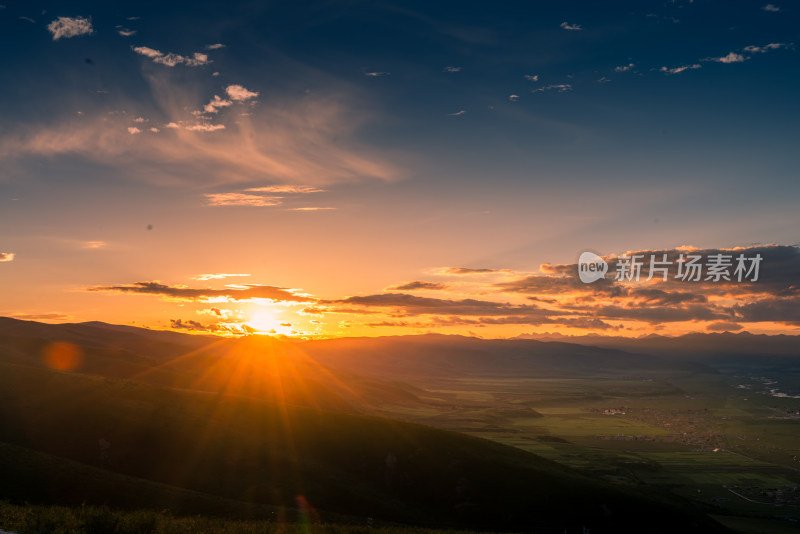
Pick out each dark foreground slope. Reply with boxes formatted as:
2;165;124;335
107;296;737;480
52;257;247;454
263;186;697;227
0;317;431;414
0;360;724;532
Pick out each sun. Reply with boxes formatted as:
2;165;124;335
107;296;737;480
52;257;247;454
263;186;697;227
248;309;280;334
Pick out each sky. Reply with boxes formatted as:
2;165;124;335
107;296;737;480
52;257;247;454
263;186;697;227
1;0;799;338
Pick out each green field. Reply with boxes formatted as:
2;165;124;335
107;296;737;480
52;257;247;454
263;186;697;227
378;373;800;533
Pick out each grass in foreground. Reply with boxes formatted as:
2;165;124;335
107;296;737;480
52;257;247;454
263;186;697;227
0;501;480;534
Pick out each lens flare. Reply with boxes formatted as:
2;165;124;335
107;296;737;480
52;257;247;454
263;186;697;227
42;341;84;371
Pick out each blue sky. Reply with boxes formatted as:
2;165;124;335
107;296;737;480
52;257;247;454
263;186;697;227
0;1;798;336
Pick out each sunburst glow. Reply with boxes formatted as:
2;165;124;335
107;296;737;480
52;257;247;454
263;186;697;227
248;309;280;333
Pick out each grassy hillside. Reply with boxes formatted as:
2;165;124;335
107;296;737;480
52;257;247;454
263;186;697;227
0;360;723;532
0;318;432;414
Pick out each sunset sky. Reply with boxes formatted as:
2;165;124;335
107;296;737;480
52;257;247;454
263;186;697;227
1;1;798;338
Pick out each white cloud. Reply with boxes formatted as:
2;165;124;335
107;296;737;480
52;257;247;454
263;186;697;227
212;71;220;77
132;46;162;58
524;74;539;82
533;83;572;93
127;127;141;135
364;71;390;77
132;47;211;67
206;193;282;207
743;43;789;53
48;16;93;40
245;185;324;193
117;28;136;37
133;117;146;123
163;120;224;132
155;53;185;67
448;110;466;116
762;4;780;12
198;86;258;116
710;52;746;63
560;21;582;31
205;43;226;50
195;273;250;280
204;95;233;114
225;84;259;101
443;66;462;72
615;63;635;72
659;64;701;74
149;127;160;133
597;76;611;83
508;94;519;101
0;252;14;262
19;16;35;23
185;53;210;67
185;123;225;132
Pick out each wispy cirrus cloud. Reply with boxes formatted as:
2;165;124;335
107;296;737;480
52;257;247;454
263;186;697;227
533;84;572;93
743;43;790;54
165;121;225;132
694;43;788;68
560;22;582;31
132;46;211;67
246;185;324;193
207;182;328;208
0;77;398;188
194;273;251;281
443;66;462;72
659;63;701;74
439;267;504;275
48;16;93;40
205;43;226;50
205;193;281;206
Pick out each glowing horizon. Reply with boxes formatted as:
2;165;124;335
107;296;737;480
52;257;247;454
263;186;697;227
1;3;798;338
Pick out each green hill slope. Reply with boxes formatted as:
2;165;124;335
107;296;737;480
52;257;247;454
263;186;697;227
0;361;723;532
